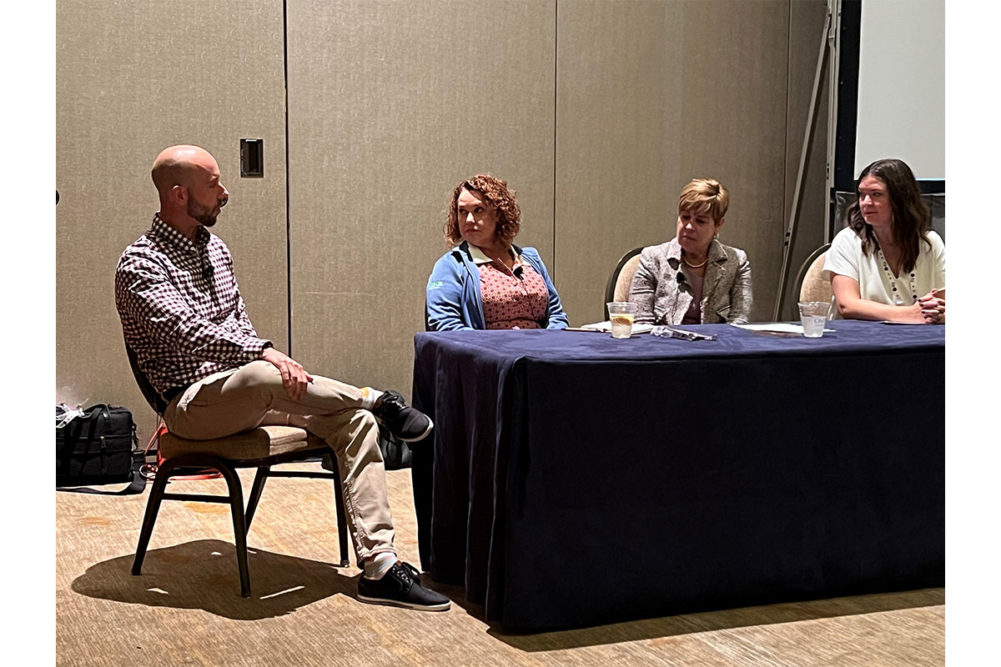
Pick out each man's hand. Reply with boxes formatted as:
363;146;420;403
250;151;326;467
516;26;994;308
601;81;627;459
261;347;313;401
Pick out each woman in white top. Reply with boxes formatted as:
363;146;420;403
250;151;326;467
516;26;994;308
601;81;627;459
824;158;945;324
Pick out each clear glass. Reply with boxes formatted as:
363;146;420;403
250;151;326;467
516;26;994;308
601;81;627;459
798;301;830;338
606;302;637;339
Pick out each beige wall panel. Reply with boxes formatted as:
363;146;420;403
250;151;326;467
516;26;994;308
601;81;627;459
673;0;790;322
780;0;831;319
556;0;793;324
554;0;676;324
56;0;287;439
287;0;556;397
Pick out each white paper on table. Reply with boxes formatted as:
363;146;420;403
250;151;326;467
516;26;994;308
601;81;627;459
729;322;835;335
568;321;655;334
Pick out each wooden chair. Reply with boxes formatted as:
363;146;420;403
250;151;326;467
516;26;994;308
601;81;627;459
125;345;350;598
603;247;644;319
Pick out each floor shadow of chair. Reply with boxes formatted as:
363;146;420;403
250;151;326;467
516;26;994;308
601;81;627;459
485;587;945;649
71;538;360;621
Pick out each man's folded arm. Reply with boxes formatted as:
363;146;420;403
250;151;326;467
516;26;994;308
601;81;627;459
116;257;271;362
233;284;261;340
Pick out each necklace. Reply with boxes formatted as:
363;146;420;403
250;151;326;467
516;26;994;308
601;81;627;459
876;247;918;304
682;254;708;269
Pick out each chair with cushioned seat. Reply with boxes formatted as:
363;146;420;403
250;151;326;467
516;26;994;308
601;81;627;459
794;243;834;317
603;247;644;319
125;344;350;598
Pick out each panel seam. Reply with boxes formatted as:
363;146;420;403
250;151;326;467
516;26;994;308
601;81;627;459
784;1;792;244
780;0;793;317
552;0;559;279
283;0;293;355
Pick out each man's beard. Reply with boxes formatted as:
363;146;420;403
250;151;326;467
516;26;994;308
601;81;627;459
187;193;227;227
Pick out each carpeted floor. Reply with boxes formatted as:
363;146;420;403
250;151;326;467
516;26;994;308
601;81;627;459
56;464;944;665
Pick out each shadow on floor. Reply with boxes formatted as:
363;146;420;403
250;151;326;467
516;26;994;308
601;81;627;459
482;588;945;651
71;538;360;620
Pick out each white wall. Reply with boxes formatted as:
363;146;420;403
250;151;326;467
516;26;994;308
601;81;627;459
855;0;945;179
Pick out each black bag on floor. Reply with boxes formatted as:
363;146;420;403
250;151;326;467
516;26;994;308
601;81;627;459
56;404;145;494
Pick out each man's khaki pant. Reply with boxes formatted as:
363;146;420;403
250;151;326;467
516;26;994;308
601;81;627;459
163;360;395;565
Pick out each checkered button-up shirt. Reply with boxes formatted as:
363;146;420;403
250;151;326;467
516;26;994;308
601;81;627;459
115;214;271;393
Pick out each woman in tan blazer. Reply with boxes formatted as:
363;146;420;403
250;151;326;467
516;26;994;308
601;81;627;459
628;178;752;325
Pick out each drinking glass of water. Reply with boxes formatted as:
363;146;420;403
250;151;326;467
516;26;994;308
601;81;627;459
606;302;637;339
797;301;830;338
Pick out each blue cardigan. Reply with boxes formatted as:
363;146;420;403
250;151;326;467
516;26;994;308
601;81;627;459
426;242;569;331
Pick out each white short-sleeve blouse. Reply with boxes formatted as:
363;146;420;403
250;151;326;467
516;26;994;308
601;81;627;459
822;227;945;311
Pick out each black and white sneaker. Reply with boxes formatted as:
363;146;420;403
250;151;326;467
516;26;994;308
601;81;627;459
357;561;451;612
374;390;433;442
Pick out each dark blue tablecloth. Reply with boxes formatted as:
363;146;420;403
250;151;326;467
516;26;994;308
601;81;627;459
410;321;944;630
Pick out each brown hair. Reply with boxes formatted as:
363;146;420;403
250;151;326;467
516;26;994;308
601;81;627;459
444;174;521;247
845;158;931;274
678;178;729;225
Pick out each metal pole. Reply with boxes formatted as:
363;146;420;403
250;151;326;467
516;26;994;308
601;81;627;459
824;0;842;245
772;6;834;322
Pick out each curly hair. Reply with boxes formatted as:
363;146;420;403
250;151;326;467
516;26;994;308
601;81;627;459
444;174;521;247
677;178;729;224
845;158;931;274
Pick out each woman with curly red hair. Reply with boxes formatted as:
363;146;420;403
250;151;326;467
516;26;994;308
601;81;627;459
426;174;569;331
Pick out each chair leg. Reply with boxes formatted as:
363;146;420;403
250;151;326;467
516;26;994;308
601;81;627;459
245;466;270;531
217;463;251;598
331;466;351;567
132;459;175;575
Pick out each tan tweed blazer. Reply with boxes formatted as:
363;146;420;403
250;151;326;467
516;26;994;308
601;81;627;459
628;238;752;325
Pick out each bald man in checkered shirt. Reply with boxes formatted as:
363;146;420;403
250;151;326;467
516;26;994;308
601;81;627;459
115;145;449;612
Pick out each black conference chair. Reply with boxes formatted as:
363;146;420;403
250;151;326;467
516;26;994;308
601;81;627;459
125;344;350;598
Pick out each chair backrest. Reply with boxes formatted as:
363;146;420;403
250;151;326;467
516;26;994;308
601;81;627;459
125;341;167;415
794;243;833;310
603;247;644;319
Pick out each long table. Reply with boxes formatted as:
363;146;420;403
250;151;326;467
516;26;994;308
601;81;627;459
410;321;945;630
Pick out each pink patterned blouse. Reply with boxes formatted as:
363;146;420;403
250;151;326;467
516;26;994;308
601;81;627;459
479;256;548;330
